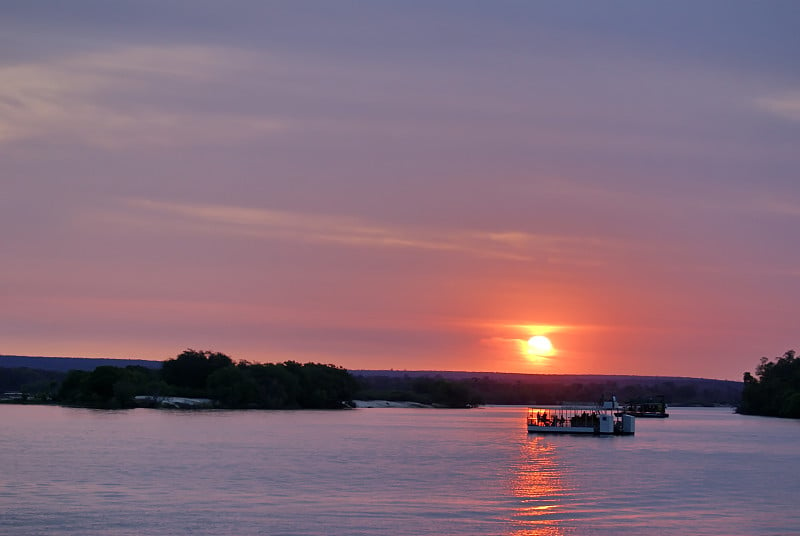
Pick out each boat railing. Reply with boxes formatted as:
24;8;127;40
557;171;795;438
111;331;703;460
527;406;609;427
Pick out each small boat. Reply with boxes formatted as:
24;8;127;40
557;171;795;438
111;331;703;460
623;395;669;418
527;400;635;435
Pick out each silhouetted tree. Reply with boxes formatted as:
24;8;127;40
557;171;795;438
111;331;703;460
0;367;64;399
161;349;233;393
57;365;159;408
738;350;800;418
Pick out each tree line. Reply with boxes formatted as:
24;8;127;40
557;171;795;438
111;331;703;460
2;348;752;410
738;350;800;418
356;375;483;407
57;349;359;409
0;366;63;402
0;351;485;409
355;373;741;407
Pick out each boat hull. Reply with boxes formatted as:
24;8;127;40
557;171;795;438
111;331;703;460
527;425;595;434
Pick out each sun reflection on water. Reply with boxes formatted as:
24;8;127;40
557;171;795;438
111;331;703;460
508;436;572;536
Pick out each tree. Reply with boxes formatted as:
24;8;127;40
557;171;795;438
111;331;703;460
55;365;157;408
207;365;259;408
58;370;90;404
738;350;800;418
161;349;233;393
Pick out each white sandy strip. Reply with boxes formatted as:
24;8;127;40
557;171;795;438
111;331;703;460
351;400;432;408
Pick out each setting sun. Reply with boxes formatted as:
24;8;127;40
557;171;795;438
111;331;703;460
527;335;554;355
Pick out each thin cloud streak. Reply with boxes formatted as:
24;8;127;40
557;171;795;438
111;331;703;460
757;92;800;122
104;197;629;264
0;45;286;146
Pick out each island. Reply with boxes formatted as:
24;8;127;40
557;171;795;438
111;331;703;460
1;349;484;409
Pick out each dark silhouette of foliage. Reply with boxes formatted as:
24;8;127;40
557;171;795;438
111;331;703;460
355;373;740;407
0;366;63;400
245;362;299;408
738;350;800;418
290;361;359;409
355;375;483;407
207;360;357;409
13;348;744;411
51;349;358;410
161;349;233;393
58;365;162;408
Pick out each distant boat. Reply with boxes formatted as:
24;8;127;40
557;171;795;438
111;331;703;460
527;399;635;435
623;395;669;418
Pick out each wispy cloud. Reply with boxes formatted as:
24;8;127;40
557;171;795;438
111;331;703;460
756;92;800;122
753;197;800;217
100;198;624;264
0;45;285;147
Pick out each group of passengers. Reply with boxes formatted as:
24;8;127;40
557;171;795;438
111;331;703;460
571;411;600;427
532;410;600;427
534;411;567;426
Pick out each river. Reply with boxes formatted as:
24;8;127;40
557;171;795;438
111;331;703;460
1;405;798;535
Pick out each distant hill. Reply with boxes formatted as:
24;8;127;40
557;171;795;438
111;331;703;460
0;355;162;372
352;369;724;383
2;357;735;383
351;370;743;406
1;356;738;385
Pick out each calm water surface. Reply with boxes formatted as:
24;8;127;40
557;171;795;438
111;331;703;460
1;406;798;535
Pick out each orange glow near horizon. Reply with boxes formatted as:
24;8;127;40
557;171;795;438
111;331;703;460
1;308;755;380
475;322;568;372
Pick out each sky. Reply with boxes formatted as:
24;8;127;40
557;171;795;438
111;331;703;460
2;1;799;380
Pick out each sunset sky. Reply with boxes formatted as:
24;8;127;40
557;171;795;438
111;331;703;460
2;2;798;380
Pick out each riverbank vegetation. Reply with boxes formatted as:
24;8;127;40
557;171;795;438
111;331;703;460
55;349;359;409
1;350;742;410
738;350;800;418
0;366;62;402
355;372;740;407
355;375;483;408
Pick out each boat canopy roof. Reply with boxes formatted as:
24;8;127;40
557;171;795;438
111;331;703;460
529;403;611;410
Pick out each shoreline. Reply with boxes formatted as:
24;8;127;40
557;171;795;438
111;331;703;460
351;399;435;408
